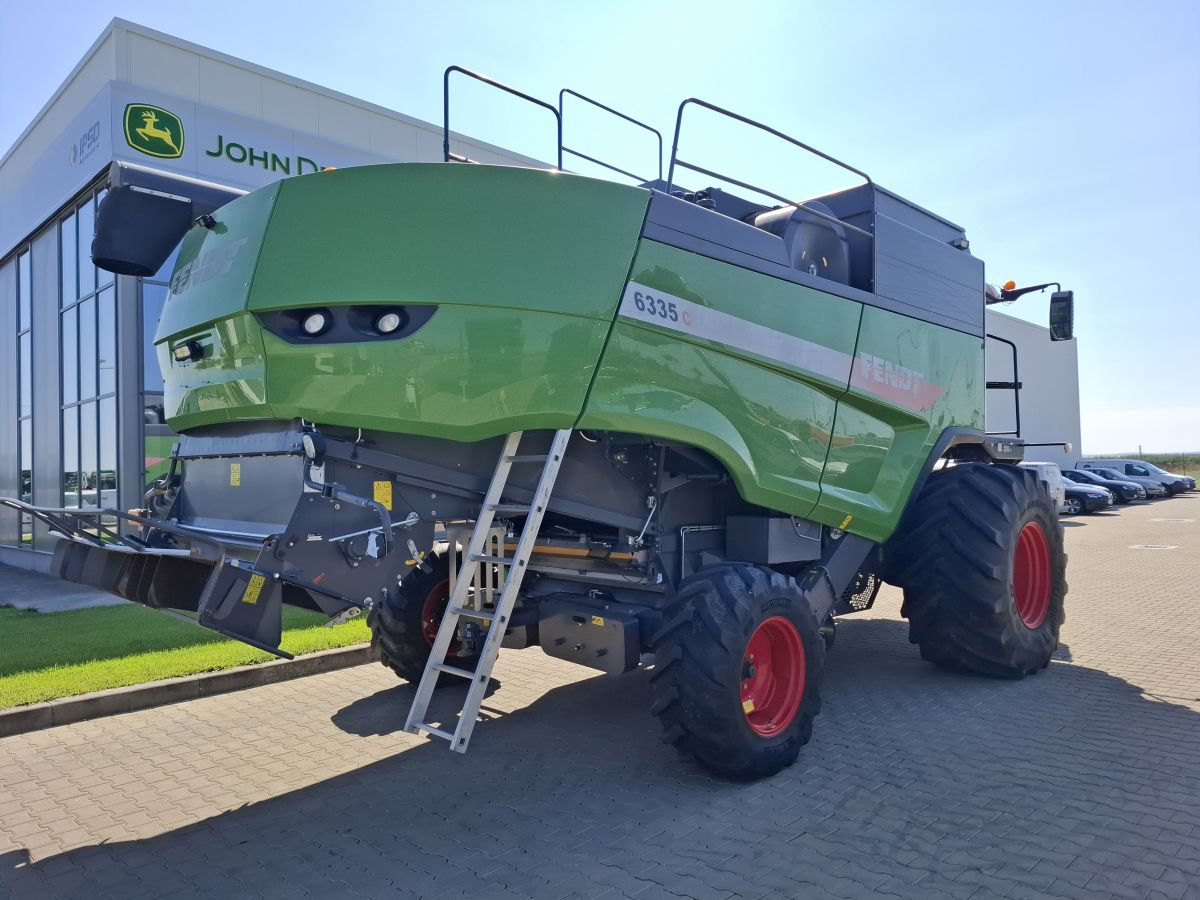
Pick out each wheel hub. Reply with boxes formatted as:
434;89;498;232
740;616;806;737
1012;522;1051;629
420;578;462;653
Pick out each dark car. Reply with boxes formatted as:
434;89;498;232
1062;482;1114;515
1090;466;1168;498
1062;469;1145;503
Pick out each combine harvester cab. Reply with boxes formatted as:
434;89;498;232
3;68;1075;778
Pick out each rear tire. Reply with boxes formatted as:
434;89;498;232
368;551;481;683
884;463;1066;678
650;564;823;780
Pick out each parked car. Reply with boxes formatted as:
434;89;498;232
1063;482;1114;515
1062;469;1145;503
1079;459;1194;494
1087;466;1168;498
1018;461;1066;512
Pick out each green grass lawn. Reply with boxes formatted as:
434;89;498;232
0;603;370;709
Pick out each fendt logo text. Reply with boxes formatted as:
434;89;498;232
124;104;185;159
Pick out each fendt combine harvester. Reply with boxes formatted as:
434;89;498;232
5;69;1076;778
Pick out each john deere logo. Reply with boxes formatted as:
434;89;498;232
124;104;184;158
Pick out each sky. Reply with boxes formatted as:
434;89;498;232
2;0;1198;453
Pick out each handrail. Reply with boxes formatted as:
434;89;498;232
558;88;663;183
443;66;562;170
668;98;873;195
985;332;1022;437
667;98;875;241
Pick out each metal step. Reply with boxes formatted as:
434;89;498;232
468;553;516;566
448;606;495;621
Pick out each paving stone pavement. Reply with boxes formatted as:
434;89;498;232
1;496;1198;899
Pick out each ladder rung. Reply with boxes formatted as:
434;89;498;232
484;503;530;514
503;454;548;463
433;663;478;679
416;724;456;742
449;606;496;621
468;553;516;566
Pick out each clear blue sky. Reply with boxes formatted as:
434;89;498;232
2;1;1197;452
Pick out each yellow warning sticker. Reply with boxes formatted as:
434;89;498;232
591;615;605;627
241;573;265;605
742;698;756;714
839;514;853;530
373;480;393;511
230;463;241;487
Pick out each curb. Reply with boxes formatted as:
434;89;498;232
0;643;378;739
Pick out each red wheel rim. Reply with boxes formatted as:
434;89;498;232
419;579;461;653
740;616;806;738
1013;522;1051;629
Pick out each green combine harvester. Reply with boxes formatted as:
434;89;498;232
5;69;1075;778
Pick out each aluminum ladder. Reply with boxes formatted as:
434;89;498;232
404;429;572;752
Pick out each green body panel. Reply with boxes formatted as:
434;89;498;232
814;307;985;540
155;163;988;543
263;308;609;440
157;165;651;440
156;184;278;340
159;312;269;432
579;240;861;520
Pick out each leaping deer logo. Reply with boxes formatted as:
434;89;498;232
124;104;184;158
136;111;179;154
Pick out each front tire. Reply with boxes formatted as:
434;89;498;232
884;463;1067;678
368;551;481;682
650;564;823;780
1064;497;1083;515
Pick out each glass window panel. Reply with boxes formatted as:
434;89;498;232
142;282;168;392
20;414;32;544
19;332;32;418
100;396;118;512
80;401;97;509
20;418;33;503
62;307;78;406
60;214;77;306
62;407;79;509
77;197;95;297
18;251;31;330
96;191;113;288
79;297;97;399
98;286;116;395
151;244;182;283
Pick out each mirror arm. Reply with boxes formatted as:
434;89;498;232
999;281;1061;303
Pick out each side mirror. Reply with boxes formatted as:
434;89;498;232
1049;290;1074;341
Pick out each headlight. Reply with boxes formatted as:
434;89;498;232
302;311;330;335
375;311;403;334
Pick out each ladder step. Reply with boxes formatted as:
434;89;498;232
503;454;548;463
484;503;531;514
433;663;478;679
416;724;456;742
468;553;516;566
449;606;496;621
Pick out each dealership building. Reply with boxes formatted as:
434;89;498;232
0;18;1080;572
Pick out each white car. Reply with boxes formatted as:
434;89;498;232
1018;461;1067;512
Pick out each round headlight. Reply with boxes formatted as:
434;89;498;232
375;311;402;335
302;312;328;335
